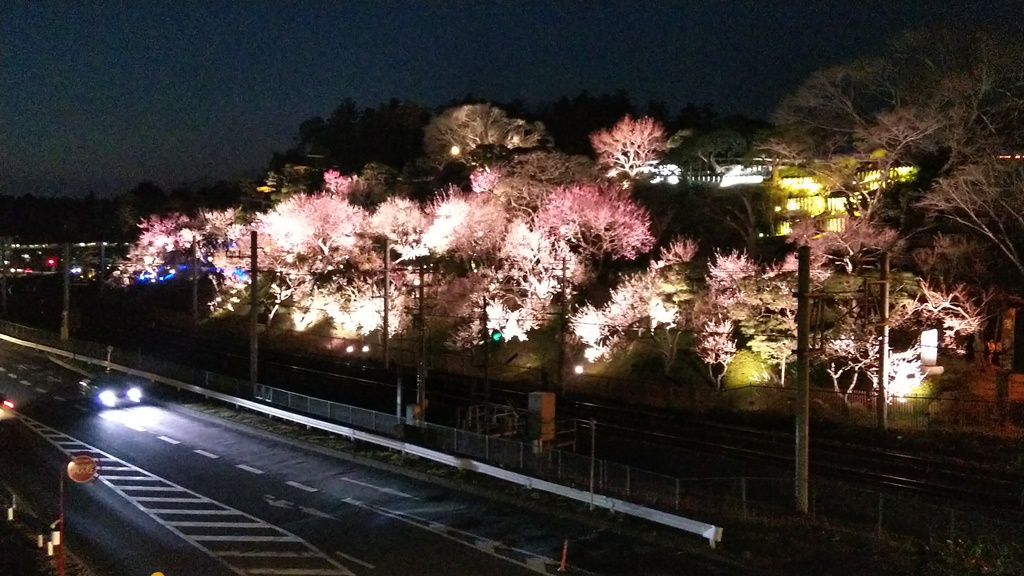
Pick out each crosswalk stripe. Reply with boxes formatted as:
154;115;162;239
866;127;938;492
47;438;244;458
167;521;268;528
191;535;302;542
18;414;355;576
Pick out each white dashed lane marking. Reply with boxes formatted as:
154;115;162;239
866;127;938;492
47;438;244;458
157;436;180;445
53;396;66;402
125;424;147;432
19;380;31;386
35;388;47;394
286;481;319;493
236;464;264;475
341;477;417;499
193;450;219;459
18;415;354;575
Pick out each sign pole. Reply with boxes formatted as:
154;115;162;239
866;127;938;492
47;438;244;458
63;452;98;576
59;462;65;576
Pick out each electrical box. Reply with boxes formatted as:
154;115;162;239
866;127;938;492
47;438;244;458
528;391;555;442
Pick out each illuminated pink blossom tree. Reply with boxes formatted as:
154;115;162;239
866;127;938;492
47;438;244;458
370;197;430;261
570;237;699;369
253;192;370;328
535;184;654;261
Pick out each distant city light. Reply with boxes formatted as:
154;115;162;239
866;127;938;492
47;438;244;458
361;345;369;353
574;365;584;375
345;345;354;353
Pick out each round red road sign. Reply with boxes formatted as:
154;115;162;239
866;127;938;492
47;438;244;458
67;455;98;484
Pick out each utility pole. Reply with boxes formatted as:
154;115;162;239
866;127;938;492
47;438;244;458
383;238;391;371
249;231;259;391
98;242;106;297
191;239;199;326
558;257;568;394
481;299;490;424
795;246;810;514
60;243;70;341
877;252;890;433
0;237;7;319
415;261;427;422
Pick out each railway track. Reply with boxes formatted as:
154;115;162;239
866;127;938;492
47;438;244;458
73;323;1024;515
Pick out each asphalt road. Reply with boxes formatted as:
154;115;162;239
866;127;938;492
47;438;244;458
0;341;746;576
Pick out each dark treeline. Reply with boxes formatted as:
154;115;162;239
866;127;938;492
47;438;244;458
0;91;766;243
0;180;246;243
272;90;768;174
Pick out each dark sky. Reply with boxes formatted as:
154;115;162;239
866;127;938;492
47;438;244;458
2;1;1021;199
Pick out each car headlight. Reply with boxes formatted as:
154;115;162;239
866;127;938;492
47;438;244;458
98;390;117;407
127;388;142;402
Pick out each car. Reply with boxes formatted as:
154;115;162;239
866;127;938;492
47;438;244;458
0;395;15;421
79;373;146;407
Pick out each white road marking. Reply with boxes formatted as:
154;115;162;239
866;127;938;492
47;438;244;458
133;496;212;503
218;551;323;558
191;535;301;542
341;496;567;574
20;379;31;386
148;509;242;515
75;405;88;413
0;366;5;371
300;506;334;520
263;495;294;508
53;395;66;402
17;416;357;576
8;373;18;378
340;478;416;499
237;464;265;474
35;387;47;394
157;436;180;445
285;481;319;493
167;521;267;528
125;424;147;432
334;551;375;569
194;449;219;459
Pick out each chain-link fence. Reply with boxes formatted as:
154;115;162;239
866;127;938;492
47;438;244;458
4;320;1023;544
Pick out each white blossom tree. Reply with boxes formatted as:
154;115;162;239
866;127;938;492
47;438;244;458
694;317;737;389
590;115;668;179
422;103;548;166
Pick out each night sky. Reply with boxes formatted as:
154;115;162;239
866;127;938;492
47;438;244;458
2;1;1021;199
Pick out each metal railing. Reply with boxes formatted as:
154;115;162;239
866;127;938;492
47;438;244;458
0;321;724;546
4;320;1024;546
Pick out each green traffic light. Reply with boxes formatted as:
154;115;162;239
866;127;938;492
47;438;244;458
491;330;502;342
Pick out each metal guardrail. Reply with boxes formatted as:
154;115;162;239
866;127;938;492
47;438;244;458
0;330;724;547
